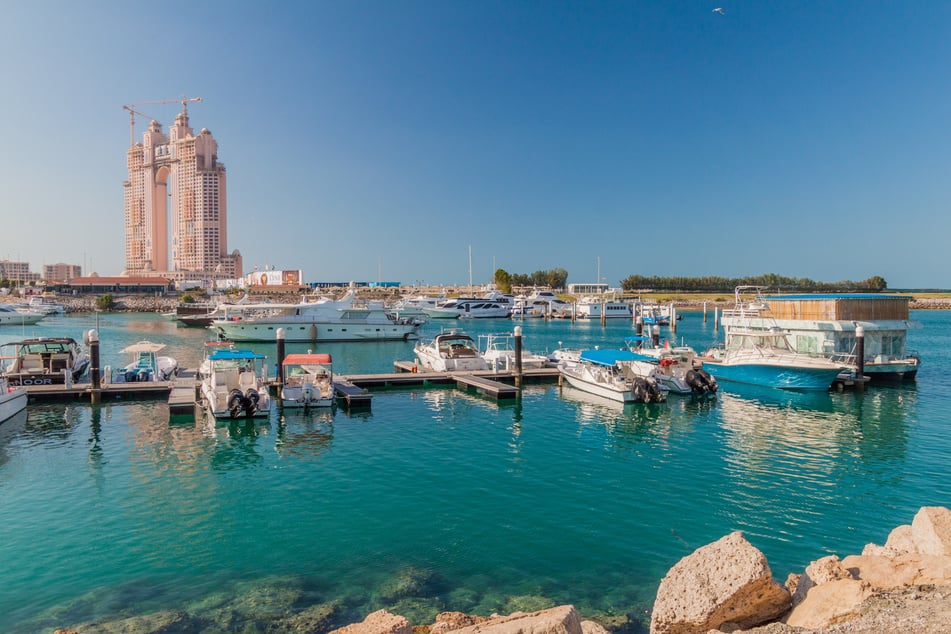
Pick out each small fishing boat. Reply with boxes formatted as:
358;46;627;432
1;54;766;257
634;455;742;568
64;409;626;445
558;349;666;403
281;353;335;409
414;329;489;372
0;374;27;424
2;337;89;386
200;349;272;419
624;336;718;396
112;341;179;382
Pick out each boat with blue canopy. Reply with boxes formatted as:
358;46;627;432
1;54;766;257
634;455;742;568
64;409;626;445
200;349;272;419
557;349;666;403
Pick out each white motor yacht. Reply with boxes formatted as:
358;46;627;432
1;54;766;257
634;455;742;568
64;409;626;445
414;330;489;372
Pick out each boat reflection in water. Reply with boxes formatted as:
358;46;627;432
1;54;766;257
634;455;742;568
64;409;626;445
275;410;335;461
715;383;914;547
558;384;704;448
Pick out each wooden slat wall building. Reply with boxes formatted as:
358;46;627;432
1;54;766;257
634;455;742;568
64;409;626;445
763;294;911;321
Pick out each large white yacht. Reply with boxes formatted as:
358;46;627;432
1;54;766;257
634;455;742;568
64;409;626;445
211;290;421;342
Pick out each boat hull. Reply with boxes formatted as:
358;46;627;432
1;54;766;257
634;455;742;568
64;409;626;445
214;320;419;342
561;372;636;402
701;361;842;391
0;387;27;424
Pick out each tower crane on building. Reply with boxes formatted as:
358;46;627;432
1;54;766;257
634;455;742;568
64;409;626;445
122;95;203;146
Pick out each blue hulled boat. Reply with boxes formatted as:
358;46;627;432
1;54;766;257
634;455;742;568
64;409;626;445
701;329;847;391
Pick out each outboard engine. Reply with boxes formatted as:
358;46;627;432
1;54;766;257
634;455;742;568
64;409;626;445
301;382;314;404
227;388;246;419
644;377;665;403
631;378;651;403
697;369;717;394
244;388;260;416
685;369;719;395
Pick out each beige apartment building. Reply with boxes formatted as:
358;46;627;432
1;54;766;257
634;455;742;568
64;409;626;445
123;107;241;281
43;263;82;283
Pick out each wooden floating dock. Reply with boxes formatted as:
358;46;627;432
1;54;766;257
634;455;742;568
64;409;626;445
20;364;560;412
168;371;199;415
333;379;373;408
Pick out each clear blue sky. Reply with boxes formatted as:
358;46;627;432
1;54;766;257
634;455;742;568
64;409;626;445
2;1;949;289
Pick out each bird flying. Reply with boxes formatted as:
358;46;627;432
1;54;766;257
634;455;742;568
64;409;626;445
713;7;725;14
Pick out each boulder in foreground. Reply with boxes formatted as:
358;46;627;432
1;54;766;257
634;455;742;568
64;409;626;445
650;531;791;634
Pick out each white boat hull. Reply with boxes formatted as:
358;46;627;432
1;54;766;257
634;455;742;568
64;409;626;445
0;385;27;423
214;320;419;342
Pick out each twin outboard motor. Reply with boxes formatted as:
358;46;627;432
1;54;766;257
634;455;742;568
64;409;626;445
227;387;261;418
685;369;719;395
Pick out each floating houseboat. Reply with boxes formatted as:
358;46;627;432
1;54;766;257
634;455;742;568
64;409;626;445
719;288;920;382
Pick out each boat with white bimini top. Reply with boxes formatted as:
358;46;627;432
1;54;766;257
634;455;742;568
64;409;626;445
558;349;666;403
112;341;179;383
201;349;272;419
211;289;421;342
479;332;550;371
2;337;89;387
281;353;335;409
414;329;489;372
623;335;718;396
0;374;27;424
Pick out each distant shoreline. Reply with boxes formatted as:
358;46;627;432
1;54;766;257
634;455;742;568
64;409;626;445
2;292;949;313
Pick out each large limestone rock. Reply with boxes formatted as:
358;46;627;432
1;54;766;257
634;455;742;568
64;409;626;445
912;506;951;556
791;555;856;606
784;578;873;629
842;552;951;590
649;531;791;634
330;609;412;634
445;605;582;634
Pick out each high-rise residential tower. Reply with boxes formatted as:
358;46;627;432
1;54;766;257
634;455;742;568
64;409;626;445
123;106;241;280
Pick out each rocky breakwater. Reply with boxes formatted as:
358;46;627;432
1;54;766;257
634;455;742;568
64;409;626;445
649;505;951;633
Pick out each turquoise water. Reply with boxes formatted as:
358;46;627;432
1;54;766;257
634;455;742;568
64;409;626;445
0;311;948;632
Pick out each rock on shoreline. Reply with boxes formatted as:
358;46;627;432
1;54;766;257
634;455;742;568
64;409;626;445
52;507;951;634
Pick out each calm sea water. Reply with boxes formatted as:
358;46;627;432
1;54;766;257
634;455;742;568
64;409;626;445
1;310;948;632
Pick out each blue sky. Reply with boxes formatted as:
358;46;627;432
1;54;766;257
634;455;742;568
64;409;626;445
2;1;949;289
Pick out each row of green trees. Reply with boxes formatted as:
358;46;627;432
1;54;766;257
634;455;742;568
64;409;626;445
619;274;888;292
493;268;569;294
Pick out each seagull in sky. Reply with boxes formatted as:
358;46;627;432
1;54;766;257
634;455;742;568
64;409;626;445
713;7;725;14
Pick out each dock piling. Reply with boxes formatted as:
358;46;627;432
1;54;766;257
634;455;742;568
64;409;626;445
855;325;866;392
514;325;523;388
87;329;101;404
276;328;286;385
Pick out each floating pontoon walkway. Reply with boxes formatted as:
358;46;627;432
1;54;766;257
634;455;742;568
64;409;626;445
20;365;561;410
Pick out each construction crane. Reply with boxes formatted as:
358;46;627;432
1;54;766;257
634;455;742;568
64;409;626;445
122;95;203;146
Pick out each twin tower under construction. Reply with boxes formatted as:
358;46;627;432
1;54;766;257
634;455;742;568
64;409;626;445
122;99;242;282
